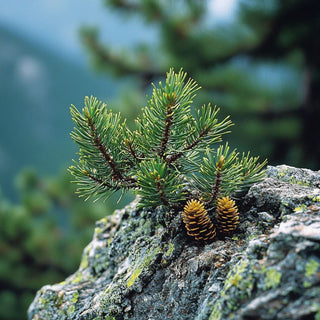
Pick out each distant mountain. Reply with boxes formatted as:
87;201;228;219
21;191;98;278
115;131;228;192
0;25;118;201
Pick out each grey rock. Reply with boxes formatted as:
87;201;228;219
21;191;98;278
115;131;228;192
28;165;320;320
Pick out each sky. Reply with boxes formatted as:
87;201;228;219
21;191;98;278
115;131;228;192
0;0;237;64
0;0;158;64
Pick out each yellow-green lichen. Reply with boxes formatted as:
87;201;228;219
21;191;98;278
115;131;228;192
95;227;102;234
72;291;79;304
216;259;256;315
289;178;310;187
277;169;287;178
99;217;108;224
265;268;282;289
71;272;83;284
80;254;88;269
209;303;223;320
303;281;312;288
39;291;64;309
67;304;75;315
39;296;51;307
127;268;143;288
224;260;249;291
312;196;320;202
126;247;162;288
294;204;307;213
305;259;320;278
164;242;174;258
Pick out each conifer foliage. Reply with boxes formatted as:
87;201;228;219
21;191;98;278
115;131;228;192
69;69;266;209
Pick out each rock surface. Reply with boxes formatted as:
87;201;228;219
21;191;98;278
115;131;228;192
28;165;320;320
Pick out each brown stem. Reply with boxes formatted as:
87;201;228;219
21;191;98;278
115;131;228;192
85;110;136;185
83;171;115;189
159;98;175;159
205;156;225;205
166;126;209;164
205;169;222;206
84;170;136;189
152;173;169;206
124;139;141;163
155;180;169;207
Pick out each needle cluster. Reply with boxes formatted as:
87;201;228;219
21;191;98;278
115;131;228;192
69;69;266;208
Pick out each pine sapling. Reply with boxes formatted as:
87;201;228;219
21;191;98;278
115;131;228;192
69;68;267;241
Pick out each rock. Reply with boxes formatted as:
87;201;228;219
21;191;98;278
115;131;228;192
28;165;320;320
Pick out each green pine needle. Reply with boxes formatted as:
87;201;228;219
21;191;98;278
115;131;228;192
69;69;266;207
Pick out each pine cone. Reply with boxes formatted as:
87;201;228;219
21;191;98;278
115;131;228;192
216;196;239;234
182;199;216;242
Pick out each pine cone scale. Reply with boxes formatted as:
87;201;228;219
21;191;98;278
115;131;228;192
216;196;239;234
182;199;216;242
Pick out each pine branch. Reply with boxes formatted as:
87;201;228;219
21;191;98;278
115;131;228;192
69;70;266;206
166;124;210;164
82;170;115;189
166;105;232;165
123;138;141;164
192;143;242;202
84;108;126;182
205;155;225;206
153;174;169;207
136;158;184;208
134;69;200;159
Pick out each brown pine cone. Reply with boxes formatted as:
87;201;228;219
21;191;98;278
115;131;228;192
216;196;239;234
182;199;216;242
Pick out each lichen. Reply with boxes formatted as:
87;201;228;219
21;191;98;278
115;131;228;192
224;260;249;291
67;304;75;315
39;296;51;308
210;259;255;318
164;241;174;258
312;196;320;202
127;268;143;288
95;227;102;234
209;303;223;320
38;290;64;309
265;268;282;289
126;246;162;288
28;166;320;320
305;259;320;278
80;253;88;269
71;272;83;284
294;204;307;213
72;291;79;304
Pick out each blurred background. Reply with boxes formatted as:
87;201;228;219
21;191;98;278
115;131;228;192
0;0;319;318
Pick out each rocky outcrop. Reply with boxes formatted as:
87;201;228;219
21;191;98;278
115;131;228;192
28;165;320;320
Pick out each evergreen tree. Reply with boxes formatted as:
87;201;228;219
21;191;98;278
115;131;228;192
80;0;320;169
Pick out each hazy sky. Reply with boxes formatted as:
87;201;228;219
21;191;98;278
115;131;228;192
0;0;236;63
0;0;157;63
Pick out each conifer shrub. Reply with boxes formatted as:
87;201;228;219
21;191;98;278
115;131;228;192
69;69;266;240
